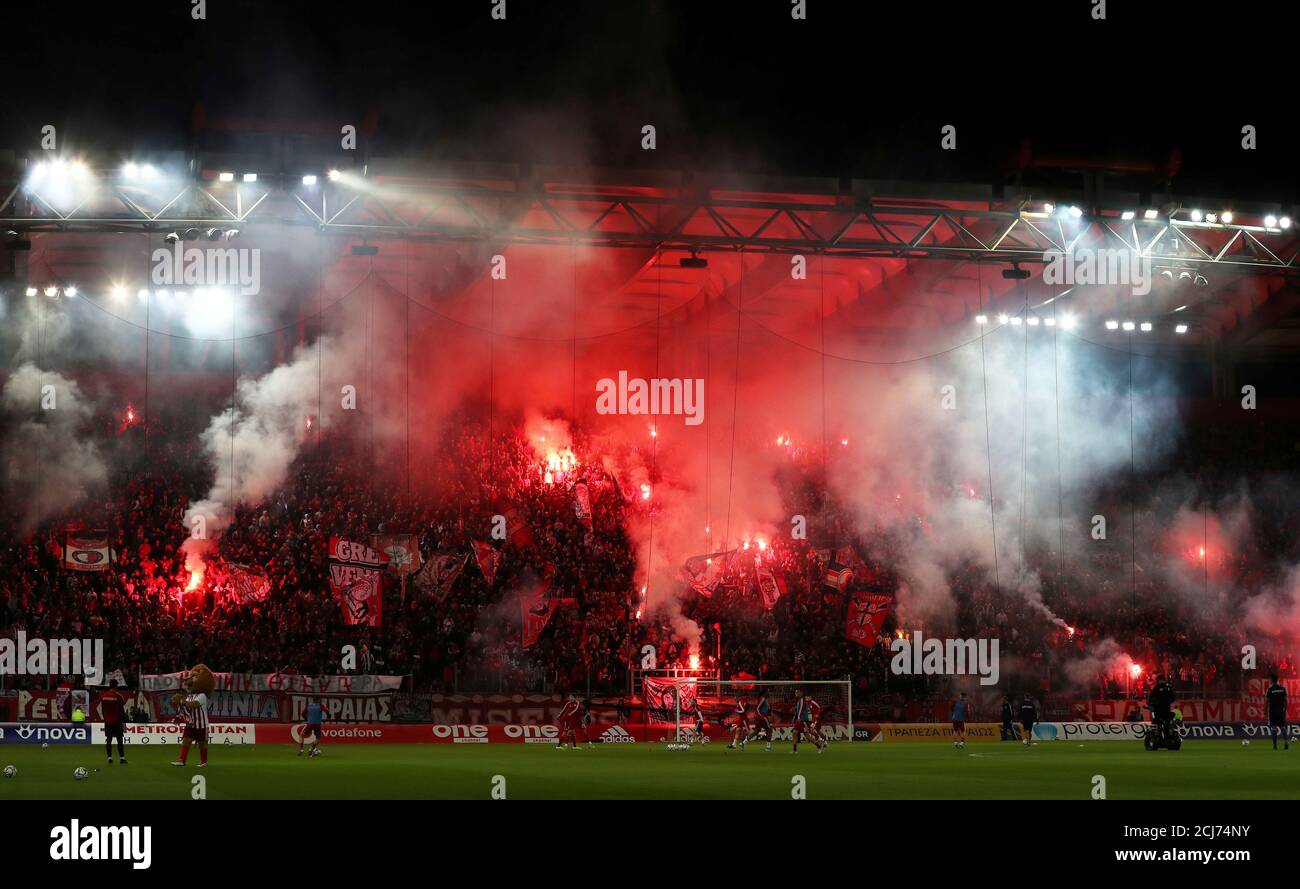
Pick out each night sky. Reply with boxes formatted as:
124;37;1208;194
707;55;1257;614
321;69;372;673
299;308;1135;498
2;0;1297;204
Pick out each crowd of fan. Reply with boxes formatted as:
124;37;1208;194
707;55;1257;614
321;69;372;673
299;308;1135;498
1;405;1297;707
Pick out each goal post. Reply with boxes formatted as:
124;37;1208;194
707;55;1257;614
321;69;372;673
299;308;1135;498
637;676;853;743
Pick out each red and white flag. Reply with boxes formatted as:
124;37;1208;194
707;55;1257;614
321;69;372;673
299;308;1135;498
372;534;422;576
228;563;271;604
64;531;114;572
328;537;384;626
471;541;501;587
572;481;594;534
756;565;787;611
414;552;468;601
642;677;698;725
502;505;535;549
680;551;733;598
845;593;892;647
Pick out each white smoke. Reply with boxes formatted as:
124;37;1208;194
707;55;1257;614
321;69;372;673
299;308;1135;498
1;362;108;530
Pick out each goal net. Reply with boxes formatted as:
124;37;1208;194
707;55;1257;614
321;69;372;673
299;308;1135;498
637;676;852;743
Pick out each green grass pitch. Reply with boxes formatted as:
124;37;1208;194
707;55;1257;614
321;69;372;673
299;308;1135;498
0;740;1295;800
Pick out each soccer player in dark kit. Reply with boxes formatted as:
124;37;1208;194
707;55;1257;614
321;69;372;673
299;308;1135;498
1267;674;1289;751
99;678;128;764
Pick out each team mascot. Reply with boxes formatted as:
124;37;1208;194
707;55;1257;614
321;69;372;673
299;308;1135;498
171;663;215;768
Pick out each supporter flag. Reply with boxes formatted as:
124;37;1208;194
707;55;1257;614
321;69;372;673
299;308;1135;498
602;465;629;502
642;677;698;725
756;565;787;611
88;668;127;688
680;551;733;598
845;593;892;646
228;563;271;604
64;531;114;572
835;544;871;579
572;480;594;534
372;534;422;576
328;537;384;627
502;505;535;548
414;552;468;601
520;584;575;648
471;540;501;586
824;561;853;592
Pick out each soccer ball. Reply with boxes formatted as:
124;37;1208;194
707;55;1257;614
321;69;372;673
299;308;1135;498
73;767;88;780
1242;740;1250;747
2;765;15;778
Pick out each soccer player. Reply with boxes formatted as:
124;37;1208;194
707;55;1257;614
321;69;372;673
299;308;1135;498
791;689;825;754
748;695;773;752
951;691;971;749
728;697;750;749
692;706;709;743
579;697;594;748
170;674;211;768
299;700;326;757
555;694;582;749
806;697;827;745
1017;694;1037;747
1267;673;1289;751
99;678;128;765
1000;695;1015;741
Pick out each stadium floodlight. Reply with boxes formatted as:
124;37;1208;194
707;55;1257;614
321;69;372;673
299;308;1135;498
1121;211;1135;221
327;169;342;181
123;162;139;178
110;285;126;300
1026;316;1040;326
1044;317;1056;327
1220;211;1233;223
997;313;1009;325
218;172;235;182
1175;324;1188;334
1281;217;1292;229
1143;209;1159;220
1042;202;1054;214
44;285;59;297
1140;322;1152;332
137;289;150;301
1105;320;1119;330
1010;316;1022;326
63;285;77;297
242;172;257;183
974;314;988;325
157;289;169;299
1122;321;1136;331
1060;314;1078;330
1264;215;1278;228
1205;213;1217;224
302;174;318;185
1067;205;1083;218
25;287;37;296
1190;209;1203;222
